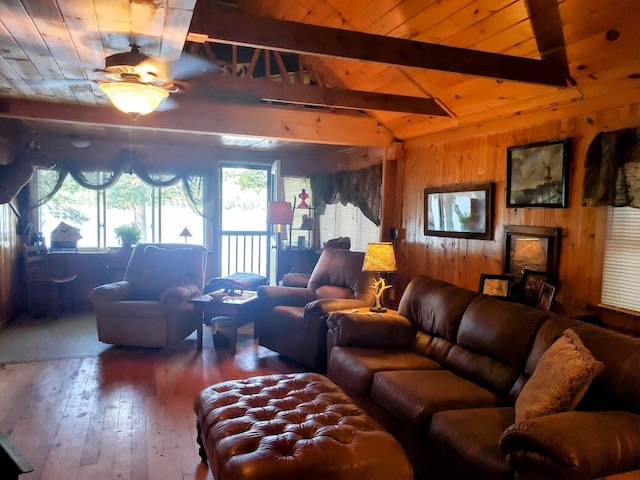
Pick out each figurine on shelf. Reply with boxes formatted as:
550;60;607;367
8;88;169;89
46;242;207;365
297;188;309;208
301;214;314;230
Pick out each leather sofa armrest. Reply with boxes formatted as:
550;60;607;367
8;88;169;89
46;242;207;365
326;311;415;348
90;281;134;303
257;285;317;308
500;411;640;479
161;284;202;305
304;298;368;318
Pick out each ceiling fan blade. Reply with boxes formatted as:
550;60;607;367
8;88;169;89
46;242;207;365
155;97;179;112
170;54;220;80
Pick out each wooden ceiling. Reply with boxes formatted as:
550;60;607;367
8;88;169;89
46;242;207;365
0;0;638;163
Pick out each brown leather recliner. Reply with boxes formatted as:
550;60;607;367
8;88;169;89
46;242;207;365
257;248;375;371
90;243;206;348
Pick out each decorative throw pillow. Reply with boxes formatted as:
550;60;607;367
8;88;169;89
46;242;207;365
138;246;191;299
515;328;604;423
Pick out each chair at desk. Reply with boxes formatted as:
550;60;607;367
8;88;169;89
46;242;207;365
23;245;77;319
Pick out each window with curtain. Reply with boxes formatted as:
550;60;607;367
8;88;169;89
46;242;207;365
36;169;205;249
601;206;640;314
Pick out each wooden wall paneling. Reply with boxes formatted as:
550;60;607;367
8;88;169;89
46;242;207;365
0;203;21;328
380;143;402;241
0;205;11;327
399;101;640;326
462;135;490;289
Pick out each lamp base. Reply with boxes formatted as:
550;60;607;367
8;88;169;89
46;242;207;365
369;306;387;313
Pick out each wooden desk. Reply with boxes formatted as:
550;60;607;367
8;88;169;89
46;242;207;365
189;291;258;354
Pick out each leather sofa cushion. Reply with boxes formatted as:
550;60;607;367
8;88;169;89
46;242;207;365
328;347;441;397
445;295;549;396
429;407;514;480
371;370;502;428
398;277;477;343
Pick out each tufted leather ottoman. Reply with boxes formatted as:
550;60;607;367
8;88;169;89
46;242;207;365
194;372;413;480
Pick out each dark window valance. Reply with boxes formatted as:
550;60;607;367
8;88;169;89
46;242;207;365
310;164;382;226
30;149;208;218
583;127;640;208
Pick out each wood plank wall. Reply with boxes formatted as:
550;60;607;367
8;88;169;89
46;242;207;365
0;203;21;328
396;102;640;331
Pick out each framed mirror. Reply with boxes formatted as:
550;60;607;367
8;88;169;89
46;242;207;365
424;182;493;239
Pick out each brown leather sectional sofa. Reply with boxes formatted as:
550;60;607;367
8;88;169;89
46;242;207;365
326;275;640;480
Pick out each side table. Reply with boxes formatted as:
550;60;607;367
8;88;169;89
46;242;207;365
189;291;258;354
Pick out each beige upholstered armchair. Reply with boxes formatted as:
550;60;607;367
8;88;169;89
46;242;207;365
90;243;206;348
257;248;375;371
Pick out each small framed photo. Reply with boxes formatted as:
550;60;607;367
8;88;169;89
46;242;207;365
479;274;513;297
506;138;571;208
537;282;556;310
519;269;549;305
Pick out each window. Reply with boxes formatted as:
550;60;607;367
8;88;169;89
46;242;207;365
601;206;640;314
38;171;204;249
281;176;380;252
320;202;379;252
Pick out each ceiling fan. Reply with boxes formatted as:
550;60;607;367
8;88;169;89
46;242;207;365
30;45;219;116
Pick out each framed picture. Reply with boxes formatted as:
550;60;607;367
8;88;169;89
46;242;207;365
424;182;493;240
537;282;557;310
479;274;513;297
506;138;571;208
503;225;561;280
520;269;549;305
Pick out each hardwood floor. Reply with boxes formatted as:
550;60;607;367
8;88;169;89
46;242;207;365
0;335;303;480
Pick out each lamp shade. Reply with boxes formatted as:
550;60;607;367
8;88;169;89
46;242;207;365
179;227;192;238
362;242;397;273
99;82;169;116
267;201;293;225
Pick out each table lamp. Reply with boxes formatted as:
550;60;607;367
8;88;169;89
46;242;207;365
267;201;293;248
179;227;192;244
362;242;397;312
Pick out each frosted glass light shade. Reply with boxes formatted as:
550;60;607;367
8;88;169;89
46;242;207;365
100;82;169;115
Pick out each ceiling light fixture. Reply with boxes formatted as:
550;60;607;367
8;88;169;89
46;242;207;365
99;82;169;116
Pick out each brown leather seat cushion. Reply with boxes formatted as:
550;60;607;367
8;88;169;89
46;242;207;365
371;369;502;427
428;407;514;480
194;373;413;480
328;346;442;398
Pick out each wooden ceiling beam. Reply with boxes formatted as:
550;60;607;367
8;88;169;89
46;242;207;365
189;6;568;87
525;0;574;86
0;99;394;147
187;74;449;116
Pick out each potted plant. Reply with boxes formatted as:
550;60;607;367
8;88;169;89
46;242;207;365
114;223;141;248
